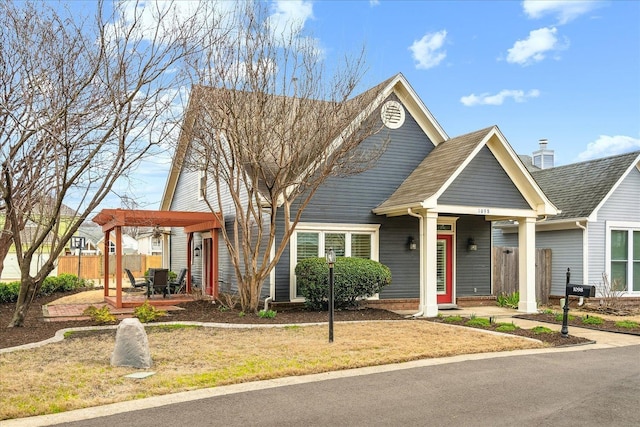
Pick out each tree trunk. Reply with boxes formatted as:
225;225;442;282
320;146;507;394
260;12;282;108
7;277;36;327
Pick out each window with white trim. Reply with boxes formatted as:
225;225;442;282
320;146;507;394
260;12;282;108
291;223;380;300
609;226;640;293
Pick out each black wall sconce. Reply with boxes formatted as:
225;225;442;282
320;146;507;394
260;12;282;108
408;237;417;251
467;237;477;252
194;244;202;257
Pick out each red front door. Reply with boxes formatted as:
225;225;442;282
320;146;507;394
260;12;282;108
436;234;453;304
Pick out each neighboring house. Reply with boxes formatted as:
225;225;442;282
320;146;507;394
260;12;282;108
161;73;558;315
136;227;166;256
494;145;640;297
0;201;76;281
67;223;103;255
97;233;139;255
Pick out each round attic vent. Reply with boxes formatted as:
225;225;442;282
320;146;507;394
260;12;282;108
381;100;405;129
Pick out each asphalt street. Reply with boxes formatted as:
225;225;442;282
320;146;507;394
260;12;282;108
47;344;640;427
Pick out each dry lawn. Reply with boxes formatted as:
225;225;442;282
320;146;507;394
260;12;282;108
0;321;544;420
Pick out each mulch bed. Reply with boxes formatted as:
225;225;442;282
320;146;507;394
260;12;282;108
0;290;604;350
514;312;640;336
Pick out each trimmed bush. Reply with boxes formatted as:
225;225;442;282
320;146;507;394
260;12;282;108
0;274;90;303
295;257;392;310
0;281;21;303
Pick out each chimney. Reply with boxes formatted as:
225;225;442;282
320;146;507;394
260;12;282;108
533;139;554;169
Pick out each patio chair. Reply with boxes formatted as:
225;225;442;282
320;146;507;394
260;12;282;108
169;268;187;294
147;268;169;298
125;268;146;288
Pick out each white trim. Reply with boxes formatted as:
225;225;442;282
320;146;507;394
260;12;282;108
289;223;381;302
605;221;640;295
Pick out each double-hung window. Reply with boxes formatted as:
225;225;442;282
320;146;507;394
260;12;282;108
608;223;640;293
291;223;380;300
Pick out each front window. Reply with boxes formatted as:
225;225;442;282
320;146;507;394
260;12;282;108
291;223;379;300
608;225;640;293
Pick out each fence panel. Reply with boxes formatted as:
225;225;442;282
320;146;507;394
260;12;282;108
58;254;163;281
493;247;552;305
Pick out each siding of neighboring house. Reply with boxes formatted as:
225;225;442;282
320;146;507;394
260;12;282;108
456;216;491;296
493;227;583;295
586;167;640;288
274;97;433;301
439;147;530;209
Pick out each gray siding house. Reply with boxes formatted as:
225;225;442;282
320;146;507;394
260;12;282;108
162;74;558;315
494;149;640;297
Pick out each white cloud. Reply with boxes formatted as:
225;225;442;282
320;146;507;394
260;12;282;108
577;135;640;161
370;0;381;6
460;89;540;106
523;0;603;25
266;0;314;41
409;30;447;70
506;27;566;65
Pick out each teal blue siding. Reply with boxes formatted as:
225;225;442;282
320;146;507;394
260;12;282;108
440;146;529;209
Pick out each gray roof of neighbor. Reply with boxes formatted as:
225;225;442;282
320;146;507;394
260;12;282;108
375;126;494;211
531;151;640;221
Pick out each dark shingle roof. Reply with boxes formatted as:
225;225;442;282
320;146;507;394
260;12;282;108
375;126;494;212
531;151;640;221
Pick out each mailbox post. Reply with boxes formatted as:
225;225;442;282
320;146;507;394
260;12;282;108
562;268;596;337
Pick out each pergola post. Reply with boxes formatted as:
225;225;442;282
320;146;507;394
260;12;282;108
103;230;110;298
115;226;123;308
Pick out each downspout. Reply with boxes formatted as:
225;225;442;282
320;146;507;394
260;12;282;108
576;221;588;306
408;208;424;317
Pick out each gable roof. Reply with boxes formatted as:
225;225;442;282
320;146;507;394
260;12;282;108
160;73;448;211
374;126;558;217
530;150;640;222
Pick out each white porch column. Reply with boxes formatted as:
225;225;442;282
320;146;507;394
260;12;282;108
419;211;439;317
518;217;537;313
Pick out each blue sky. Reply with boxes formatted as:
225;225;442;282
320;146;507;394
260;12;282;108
108;0;640;210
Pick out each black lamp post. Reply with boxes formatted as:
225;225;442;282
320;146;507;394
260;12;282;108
326;247;336;343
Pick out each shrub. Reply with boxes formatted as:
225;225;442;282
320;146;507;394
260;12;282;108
496;291;519;309
133;301;166;323
0;281;21;303
83;305;117;324
531;326;553;334
295;257;392;310
0;274;89;303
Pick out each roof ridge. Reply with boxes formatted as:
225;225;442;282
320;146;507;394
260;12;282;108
534;150;640;173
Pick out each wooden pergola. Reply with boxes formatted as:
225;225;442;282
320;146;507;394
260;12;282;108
92;208;222;308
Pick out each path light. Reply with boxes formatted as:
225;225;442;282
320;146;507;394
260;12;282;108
326;248;336;343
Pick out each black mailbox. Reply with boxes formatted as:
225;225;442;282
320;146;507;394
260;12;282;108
566;284;596;297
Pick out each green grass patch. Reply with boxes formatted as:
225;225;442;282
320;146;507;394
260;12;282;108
442;315;463;323
582;315;604;325
531;326;553;334
614;320;638;329
495;323;518;332
555;313;574;322
465;318;491;328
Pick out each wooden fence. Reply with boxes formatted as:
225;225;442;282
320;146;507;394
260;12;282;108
57;254;162;283
493;246;552;304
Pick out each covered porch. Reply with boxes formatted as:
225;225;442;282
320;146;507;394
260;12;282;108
373;126;559;316
92;209;222;308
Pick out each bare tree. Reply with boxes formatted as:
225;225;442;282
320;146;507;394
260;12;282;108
0;0;216;326
183;2;387;312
